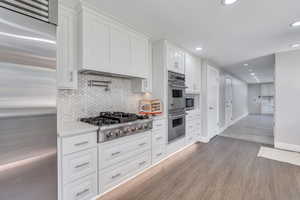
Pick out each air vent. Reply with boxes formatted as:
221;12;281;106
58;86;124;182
0;0;54;23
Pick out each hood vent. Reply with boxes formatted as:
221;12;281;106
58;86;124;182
0;0;57;24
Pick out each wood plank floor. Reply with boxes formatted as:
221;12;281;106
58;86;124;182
220;114;274;145
98;137;300;200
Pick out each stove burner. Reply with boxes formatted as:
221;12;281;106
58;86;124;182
80;112;149;126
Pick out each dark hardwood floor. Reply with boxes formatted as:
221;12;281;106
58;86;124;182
98;137;300;200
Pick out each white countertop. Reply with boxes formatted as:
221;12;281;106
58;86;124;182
58;121;99;137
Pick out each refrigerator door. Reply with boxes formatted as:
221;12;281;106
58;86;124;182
0;6;57;200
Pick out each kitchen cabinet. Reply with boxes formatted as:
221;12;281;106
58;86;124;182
57;5;77;89
132;41;153;93
78;7;149;79
185;52;201;94
261;83;274;96
79;9;110;72
167;43;185;74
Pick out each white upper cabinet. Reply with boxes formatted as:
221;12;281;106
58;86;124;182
131;34;149;78
79;10;110;72
110;27;131;74
57;5;77;89
185;52;201;94
78;7;149;79
167;43;185;74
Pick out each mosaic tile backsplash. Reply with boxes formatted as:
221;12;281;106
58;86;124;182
58;74;148;123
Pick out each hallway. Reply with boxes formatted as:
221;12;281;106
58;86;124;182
220;114;274;145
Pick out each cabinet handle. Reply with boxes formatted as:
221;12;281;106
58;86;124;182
75;162;89;169
111;173;121;179
74;141;89;147
111;151;121;156
76;188;89;197
139;142;147;147
70;71;73;82
139;161;147;166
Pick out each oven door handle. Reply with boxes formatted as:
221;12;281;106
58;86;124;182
169;113;187;118
168;84;188;89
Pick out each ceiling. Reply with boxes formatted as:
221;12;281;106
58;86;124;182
225;54;275;84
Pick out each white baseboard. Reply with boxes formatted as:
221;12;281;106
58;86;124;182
198;136;210;143
275;141;300;153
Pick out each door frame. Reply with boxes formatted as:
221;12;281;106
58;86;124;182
206;65;220;140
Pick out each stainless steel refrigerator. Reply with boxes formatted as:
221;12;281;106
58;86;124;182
0;1;58;200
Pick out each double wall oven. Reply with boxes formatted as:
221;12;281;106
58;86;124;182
168;71;186;143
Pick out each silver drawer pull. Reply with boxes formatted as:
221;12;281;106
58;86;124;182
75;162;89;169
111;151;121;156
111;173;121;179
139;142;147;147
156;137;163;140
76;188;90;197
156;153;162;157
139;161;147;166
74;141;89;146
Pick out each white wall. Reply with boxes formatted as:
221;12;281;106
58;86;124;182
275;49;300;151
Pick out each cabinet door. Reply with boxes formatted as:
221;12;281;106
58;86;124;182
110;27;131;75
167;44;177;73
131;35;148;78
81;12;110;71
57;6;77;89
176;49;185;74
185;53;194;91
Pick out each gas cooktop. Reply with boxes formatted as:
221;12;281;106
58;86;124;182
80;112;149;126
80;112;153;142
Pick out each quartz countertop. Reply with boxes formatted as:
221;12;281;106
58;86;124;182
58;121;99;137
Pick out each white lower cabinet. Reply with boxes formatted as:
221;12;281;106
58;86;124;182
186;111;201;144
62;147;97;184
98;132;151;169
99;151;151;193
63;173;98;200
152;144;166;163
59;132;98;200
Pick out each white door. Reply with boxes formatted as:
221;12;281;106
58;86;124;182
225;78;233;127
207;66;220;139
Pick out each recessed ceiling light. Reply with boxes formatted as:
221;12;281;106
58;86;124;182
195;47;203;51
291;21;300;27
250;73;255;76
222;0;238;5
291;43;300;48
243;63;249;66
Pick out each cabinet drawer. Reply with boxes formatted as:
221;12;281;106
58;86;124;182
152;119;166;131
152;129;166;146
62;132;97;155
99;151;151;193
63;147;97;184
152;144;166;164
99;133;151;169
63;173;97;200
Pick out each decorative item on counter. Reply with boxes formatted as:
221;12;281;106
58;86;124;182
139;99;163;115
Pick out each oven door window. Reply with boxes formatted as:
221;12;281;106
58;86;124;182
172;118;183;127
172;89;183;98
